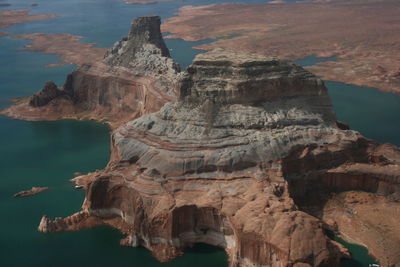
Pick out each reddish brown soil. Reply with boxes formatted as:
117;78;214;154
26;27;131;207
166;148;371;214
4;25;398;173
162;0;400;94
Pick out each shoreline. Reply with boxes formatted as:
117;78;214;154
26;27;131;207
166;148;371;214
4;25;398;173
2;2;399;96
0;9;58;33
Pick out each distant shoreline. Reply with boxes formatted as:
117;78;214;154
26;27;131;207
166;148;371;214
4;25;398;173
162;0;400;95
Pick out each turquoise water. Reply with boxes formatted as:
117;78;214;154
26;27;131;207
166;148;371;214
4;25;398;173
336;238;377;267
0;118;227;267
0;0;398;266
0;36;75;102
295;55;337;67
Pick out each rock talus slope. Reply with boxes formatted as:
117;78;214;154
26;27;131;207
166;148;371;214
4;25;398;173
37;48;400;266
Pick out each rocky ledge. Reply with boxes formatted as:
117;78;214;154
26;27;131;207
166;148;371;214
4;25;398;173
35;46;400;266
1;15;179;128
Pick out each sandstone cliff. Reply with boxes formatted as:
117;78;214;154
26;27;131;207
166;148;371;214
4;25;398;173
1;15;179;128
36;49;400;266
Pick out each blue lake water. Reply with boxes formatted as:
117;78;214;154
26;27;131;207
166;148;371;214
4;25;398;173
295;55;337;67
296;57;400;147
0;0;398;266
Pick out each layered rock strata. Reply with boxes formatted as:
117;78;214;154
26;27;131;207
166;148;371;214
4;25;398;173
37;49;400;266
1;15;179;128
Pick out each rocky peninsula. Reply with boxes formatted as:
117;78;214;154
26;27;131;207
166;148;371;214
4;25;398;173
162;0;400;95
3;15;400;267
2;15;178;128
0;10;57;37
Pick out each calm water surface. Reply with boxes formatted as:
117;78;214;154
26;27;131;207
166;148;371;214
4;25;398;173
1;0;398;266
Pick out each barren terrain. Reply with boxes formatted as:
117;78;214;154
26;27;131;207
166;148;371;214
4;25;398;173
162;0;400;94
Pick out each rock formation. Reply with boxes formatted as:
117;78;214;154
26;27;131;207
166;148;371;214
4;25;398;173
1;15;179;127
35;48;400;266
13;186;49;197
3;15;400;267
104;15;179;75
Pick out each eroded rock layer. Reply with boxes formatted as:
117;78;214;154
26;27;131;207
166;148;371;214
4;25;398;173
37;49;400;266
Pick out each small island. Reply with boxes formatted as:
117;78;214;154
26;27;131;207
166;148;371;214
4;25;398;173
14;187;49;198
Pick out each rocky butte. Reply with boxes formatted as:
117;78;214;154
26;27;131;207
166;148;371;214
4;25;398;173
3;15;400;267
2;15;178;128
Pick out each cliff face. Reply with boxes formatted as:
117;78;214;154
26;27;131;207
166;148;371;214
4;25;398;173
1;15;179;127
36;48;400;266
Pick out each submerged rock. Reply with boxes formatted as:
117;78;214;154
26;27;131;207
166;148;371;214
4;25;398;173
14;187;49;197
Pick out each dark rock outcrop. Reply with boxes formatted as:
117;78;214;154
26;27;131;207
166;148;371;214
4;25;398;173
29;81;65;107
